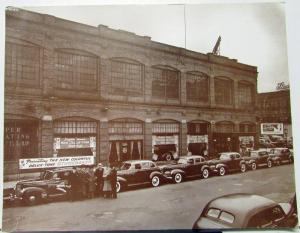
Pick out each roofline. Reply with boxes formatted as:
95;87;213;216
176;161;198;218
6;7;258;75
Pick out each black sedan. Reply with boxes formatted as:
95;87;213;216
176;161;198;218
193;193;297;229
244;149;274;170
116;160;166;192
159;155;211;183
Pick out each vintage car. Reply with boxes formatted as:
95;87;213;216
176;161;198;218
269;147;294;165
116;160;166;192
208;152;247;176
159;155;211;183
244;149;274;170
152;144;179;161
192;193;298;229
12;167;75;205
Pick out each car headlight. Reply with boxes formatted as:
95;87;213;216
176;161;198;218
164;171;171;176
210;165;216;169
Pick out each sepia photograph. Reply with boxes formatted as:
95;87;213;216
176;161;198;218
1;0;299;231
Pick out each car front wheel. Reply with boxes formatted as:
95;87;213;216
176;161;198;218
267;160;272;168
173;173;183;183
240;164;246;173
251;162;257;170
202;168;209;179
24;193;41;206
151;175;160;187
219;167;226;176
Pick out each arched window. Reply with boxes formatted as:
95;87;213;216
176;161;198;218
55;49;98;91
214;77;233;105
110;58;143;96
152;66;179;99
186;72;209;102
237;81;254;108
5;39;41;87
215;121;235;133
239;122;256;133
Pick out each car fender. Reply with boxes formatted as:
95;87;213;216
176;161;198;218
201;165;210;172
117;176;127;184
22;187;47;198
216;163;227;170
239;161;246;166
170;169;185;176
150;171;164;179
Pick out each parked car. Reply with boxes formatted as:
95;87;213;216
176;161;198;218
116;160;166;192
269;147;293;165
192;193;298;229
208;152;247;176
259;138;276;149
159;155;211;183
244;149;274;170
152;144;179;161
12;167;75;205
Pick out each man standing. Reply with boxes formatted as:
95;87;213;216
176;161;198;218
94;163;104;197
110;165;117;199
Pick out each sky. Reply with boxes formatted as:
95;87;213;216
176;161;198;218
22;3;289;93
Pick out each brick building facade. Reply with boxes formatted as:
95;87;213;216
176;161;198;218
258;89;292;138
4;9;258;175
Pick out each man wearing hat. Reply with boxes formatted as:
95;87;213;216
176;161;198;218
94;163;104;197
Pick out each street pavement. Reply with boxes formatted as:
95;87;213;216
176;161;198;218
2;164;296;231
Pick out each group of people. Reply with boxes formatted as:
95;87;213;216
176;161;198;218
67;164;118;201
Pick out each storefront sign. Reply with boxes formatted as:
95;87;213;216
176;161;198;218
261;123;283;135
187;135;208;143
19;156;95;169
152;135;178;145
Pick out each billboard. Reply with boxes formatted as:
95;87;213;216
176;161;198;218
261;123;284;135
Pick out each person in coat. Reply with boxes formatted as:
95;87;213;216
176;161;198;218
102;166;112;198
110;165;117;199
94;163;104;197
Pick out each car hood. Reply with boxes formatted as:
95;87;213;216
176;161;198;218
17;178;52;187
193;217;231;229
207;159;221;165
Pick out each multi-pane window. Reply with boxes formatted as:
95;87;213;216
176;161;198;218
4;120;38;161
215;77;233;105
187;123;208;135
186;73;209;102
110;59;143;95
152;123;179;134
215;122;234;133
55;50;98;91
239;123;256;133
54;121;97;135
237;82;254;107
108;119;143;134
152;67;179;99
5;42;40;87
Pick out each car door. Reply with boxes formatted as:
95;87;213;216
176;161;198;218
125;163;139;185
190;158;202;176
47;171;68;197
139;162;153;183
233;153;242;171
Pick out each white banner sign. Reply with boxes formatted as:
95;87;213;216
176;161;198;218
261;123;284;135
187;135;208;144
19;156;95;170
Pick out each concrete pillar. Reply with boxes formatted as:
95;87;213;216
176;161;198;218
144;119;153;160
181;120;188;156
233;80;239;109
209;75;215;108
180;73;187;106
41;119;53;157
99;119;109;164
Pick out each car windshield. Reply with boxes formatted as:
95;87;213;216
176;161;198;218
41;171;54;180
219;154;231;160
178;158;188;164
120;163;131;170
